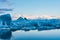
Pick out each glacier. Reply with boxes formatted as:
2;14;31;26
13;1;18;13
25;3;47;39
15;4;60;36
0;14;60;32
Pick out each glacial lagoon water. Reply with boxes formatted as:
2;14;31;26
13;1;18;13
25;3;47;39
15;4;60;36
12;29;60;40
0;29;60;40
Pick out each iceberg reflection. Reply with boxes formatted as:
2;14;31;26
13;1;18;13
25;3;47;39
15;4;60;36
0;28;12;40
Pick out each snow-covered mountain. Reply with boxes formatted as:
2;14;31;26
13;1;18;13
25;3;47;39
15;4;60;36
11;16;60;31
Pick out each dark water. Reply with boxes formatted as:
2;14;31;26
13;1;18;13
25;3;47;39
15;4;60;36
0;29;60;40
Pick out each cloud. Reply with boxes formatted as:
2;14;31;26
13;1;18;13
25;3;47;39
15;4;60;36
11;14;60;20
0;0;7;2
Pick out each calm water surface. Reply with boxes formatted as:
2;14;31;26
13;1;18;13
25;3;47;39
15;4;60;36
11;29;60;40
